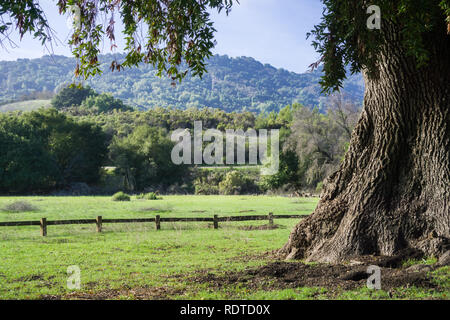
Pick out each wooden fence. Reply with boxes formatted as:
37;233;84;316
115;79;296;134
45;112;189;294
0;213;305;236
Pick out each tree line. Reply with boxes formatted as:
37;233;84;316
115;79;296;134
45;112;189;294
0;86;360;195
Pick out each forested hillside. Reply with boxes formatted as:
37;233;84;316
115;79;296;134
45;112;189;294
0;54;363;113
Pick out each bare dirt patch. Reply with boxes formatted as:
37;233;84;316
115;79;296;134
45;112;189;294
16;274;44;282
139;207;171;212
41;250;447;300
43;285;184;300
238;224;281;230
190;251;444;296
227;251;274;263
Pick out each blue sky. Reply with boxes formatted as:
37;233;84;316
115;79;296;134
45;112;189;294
0;0;324;73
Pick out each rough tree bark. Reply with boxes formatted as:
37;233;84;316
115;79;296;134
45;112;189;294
280;22;450;263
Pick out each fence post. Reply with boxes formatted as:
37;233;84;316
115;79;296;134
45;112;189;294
40;218;47;237
155;215;161;230
213;215;219;229
268;212;274;226
96;216;102;233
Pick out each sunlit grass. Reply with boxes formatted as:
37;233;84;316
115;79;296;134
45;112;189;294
0;195;447;300
0;195;314;299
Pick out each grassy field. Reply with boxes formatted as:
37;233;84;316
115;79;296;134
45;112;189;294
0;195;448;300
0;99;51;113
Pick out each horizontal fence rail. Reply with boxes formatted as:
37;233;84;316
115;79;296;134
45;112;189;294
0;213;306;236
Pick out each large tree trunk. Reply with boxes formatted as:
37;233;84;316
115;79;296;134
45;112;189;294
280;22;450;263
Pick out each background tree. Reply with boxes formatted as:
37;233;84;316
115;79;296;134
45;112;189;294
326;93;360;140
260;150;301;192
281;104;359;191
51;85;97;109
0;109;107;193
0;121;57;193
109;125;188;191
81;93;133;113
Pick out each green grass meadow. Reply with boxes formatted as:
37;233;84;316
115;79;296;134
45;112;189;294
0;195;315;299
0;195;448;300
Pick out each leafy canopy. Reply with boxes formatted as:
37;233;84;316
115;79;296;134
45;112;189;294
0;0;235;83
309;0;450;92
0;108;107;192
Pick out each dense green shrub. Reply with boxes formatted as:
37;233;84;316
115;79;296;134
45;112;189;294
193;168;260;195
218;171;259;195
218;171;245;195
112;191;130;201
194;181;220;195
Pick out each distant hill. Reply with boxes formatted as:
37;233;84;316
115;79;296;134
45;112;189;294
0;54;364;113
